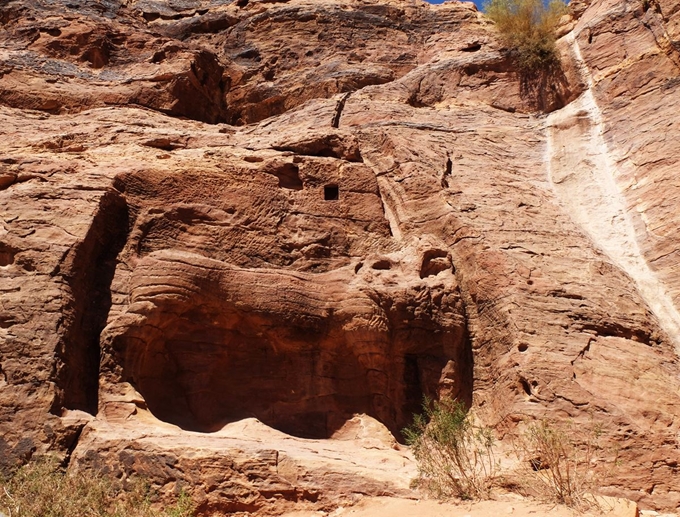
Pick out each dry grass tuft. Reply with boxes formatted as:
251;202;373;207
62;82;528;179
512;419;613;510
0;456;194;517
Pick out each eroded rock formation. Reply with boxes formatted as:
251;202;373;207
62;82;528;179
2;0;680;513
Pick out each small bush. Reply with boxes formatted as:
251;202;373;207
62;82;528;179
0;457;195;517
485;0;567;71
513;420;608;509
403;398;498;500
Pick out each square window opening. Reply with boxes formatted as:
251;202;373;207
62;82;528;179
324;184;339;201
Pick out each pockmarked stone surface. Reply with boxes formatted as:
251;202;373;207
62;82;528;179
1;0;680;513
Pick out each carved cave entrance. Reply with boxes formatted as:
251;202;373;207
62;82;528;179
126;304;471;440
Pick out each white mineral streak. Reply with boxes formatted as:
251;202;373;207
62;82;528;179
546;32;680;350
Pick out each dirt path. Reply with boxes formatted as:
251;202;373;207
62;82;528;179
281;495;645;517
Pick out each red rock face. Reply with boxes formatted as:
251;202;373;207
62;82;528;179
103;161;469;438
2;0;680;513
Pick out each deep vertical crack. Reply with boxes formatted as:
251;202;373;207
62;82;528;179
52;189;129;415
332;92;352;128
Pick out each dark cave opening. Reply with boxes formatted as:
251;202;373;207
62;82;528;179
133;324;375;438
121;307;471;441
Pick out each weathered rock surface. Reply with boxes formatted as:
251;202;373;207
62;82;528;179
1;0;680;514
70;412;415;515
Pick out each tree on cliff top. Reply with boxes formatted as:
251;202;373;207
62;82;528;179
485;0;567;71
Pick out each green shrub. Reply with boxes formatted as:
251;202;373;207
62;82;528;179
0;456;195;517
484;0;567;71
403;398;498;500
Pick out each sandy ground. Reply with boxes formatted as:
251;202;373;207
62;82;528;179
280;495;659;517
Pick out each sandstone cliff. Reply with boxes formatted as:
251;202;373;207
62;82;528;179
1;0;680;513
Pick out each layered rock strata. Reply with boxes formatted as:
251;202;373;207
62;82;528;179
1;0;680;513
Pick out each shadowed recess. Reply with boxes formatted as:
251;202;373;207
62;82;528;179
116;300;471;440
